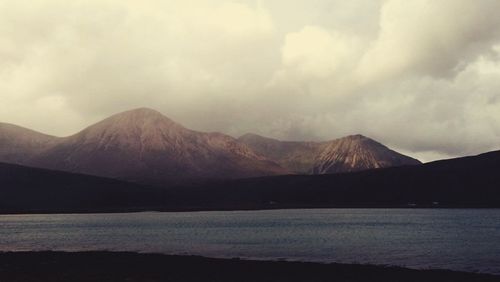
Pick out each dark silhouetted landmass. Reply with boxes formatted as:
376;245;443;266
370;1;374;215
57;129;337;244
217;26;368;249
0;162;171;214
183;150;500;209
0;252;498;282
1;149;500;213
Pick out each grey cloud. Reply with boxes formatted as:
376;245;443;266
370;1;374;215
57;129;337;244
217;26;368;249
1;0;500;162
355;0;500;80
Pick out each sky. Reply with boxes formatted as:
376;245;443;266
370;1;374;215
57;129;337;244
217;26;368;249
1;0;500;162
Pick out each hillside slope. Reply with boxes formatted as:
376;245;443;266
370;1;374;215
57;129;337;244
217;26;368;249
0;123;56;164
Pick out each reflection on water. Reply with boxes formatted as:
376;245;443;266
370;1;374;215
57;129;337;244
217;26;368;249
1;209;499;274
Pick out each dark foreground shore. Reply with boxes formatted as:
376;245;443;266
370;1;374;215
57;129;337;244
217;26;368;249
0;252;499;282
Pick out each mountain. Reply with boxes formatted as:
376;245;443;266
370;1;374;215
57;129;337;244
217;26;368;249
0;123;56;164
26;108;287;184
312;134;421;173
0;108;419;184
238;133;421;174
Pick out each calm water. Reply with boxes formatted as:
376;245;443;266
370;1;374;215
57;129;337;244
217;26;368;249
1;209;499;274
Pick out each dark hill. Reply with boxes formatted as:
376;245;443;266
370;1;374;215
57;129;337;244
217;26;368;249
0;162;170;213
168;150;500;209
1;150;500;214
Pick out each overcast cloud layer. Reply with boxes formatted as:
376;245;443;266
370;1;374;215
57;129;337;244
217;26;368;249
1;0;500;162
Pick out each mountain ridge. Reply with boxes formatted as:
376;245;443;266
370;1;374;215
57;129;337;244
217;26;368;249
28;108;287;183
238;133;421;174
0;108;420;184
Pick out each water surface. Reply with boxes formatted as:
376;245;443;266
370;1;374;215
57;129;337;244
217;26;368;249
1;209;499;274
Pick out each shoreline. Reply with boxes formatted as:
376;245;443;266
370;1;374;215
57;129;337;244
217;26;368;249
0;251;498;282
2;205;500;216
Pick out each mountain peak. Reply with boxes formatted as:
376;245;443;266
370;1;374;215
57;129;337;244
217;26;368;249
339;134;380;144
112;107;172;122
312;135;421;174
65;108;187;153
121;107;163;116
344;134;367;139
90;107;182;130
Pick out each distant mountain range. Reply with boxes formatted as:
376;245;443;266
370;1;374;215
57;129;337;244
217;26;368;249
1;149;499;213
2;107;498;213
0;108;420;184
1;108;286;184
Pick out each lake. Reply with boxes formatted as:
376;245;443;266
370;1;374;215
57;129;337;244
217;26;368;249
1;209;499;275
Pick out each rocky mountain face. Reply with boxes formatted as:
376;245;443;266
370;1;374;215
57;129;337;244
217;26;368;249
311;135;421;173
0;108;420;184
238;134;421;174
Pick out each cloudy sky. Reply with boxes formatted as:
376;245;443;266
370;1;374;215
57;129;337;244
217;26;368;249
1;0;500;162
